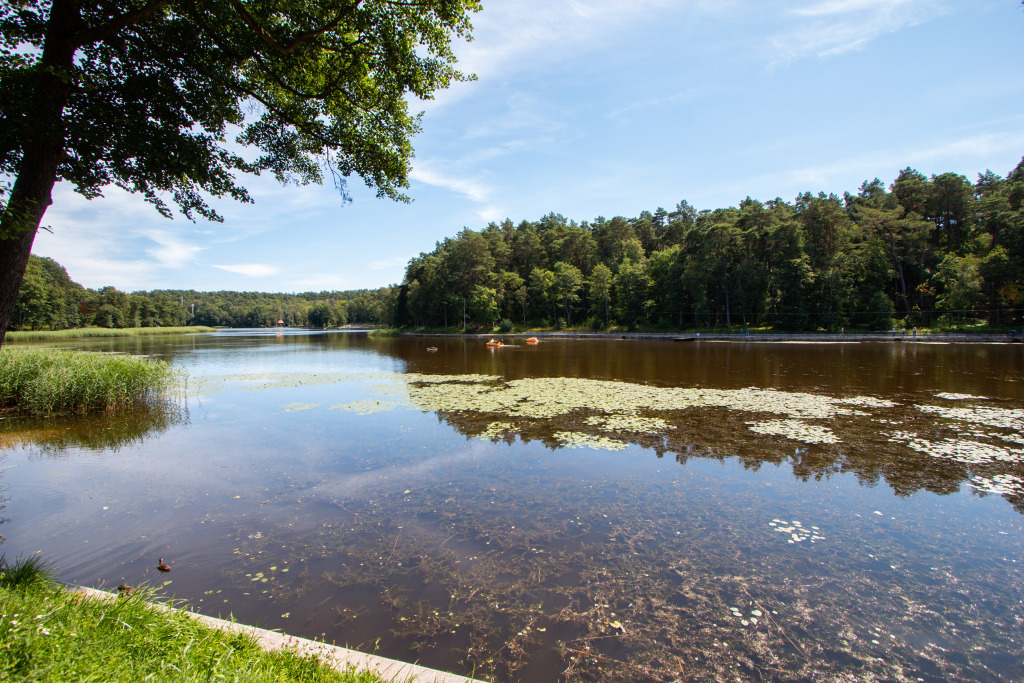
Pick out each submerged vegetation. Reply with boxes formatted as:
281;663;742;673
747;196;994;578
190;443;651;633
0;348;178;416
3;337;1021;681
190;368;1024;512
0;558;382;683
206;366;1023;680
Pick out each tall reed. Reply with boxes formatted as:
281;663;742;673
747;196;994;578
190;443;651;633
0;348;179;416
6;326;216;341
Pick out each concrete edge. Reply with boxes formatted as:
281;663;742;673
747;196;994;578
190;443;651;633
73;586;481;683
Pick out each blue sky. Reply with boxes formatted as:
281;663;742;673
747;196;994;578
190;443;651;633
32;0;1024;293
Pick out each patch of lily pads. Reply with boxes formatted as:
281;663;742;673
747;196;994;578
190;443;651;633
192;369;1024;511
746;419;839;445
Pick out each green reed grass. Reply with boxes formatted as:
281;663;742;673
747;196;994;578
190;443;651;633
367;328;401;337
0;569;383;683
0;348;178;416
0;555;56;589
6;326;216;341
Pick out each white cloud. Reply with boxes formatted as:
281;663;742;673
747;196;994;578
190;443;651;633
409;162;493;202
144;229;205;268
32;184;211;289
475;206;506;223
710;130;1024;206
425;0;684;112
368;255;413;271
790;0;916;17
212;264;280;277
285;273;359;292
769;0;943;64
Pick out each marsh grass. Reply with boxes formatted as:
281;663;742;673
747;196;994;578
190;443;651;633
0;575;383;683
367;328;401;337
0;348;179;416
6;326;216;341
0;555;56;589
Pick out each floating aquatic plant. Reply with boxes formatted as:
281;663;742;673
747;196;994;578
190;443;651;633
553;431;628;451
888;434;1024;464
329;399;399;415
282;402;319;412
969;473;1024;496
916;404;1024;431
769;519;825;543
746;420;839;445
584;414;672;433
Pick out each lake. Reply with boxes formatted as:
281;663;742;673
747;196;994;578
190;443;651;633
1;331;1022;682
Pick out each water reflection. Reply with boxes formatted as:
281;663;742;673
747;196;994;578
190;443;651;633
0;403;188;455
0;333;1021;681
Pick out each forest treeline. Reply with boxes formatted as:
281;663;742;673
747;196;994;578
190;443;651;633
396;162;1024;331
15;160;1024;333
13;256;397;330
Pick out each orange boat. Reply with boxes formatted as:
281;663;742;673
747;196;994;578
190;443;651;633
525;337;539;344
486;339;503;347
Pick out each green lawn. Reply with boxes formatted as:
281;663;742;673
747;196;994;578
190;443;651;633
0;556;384;682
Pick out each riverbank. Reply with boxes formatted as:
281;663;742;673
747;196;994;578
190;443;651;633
74;586;477;683
402;330;1020;344
5;326;217;341
0;565;379;682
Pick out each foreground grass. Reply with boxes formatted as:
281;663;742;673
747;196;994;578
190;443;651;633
0;347;178;416
6;326;217;341
0;557;382;683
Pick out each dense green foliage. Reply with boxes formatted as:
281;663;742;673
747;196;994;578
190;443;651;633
12;257;397;330
0;0;479;343
0;347;177;415
398;162;1024;331
0;568;383;682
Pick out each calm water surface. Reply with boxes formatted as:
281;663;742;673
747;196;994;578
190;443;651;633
2;331;1022;682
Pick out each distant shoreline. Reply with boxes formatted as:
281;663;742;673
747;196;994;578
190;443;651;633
401;330;1021;344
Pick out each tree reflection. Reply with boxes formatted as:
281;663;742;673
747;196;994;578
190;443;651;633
425;396;1024;515
0;403;188;455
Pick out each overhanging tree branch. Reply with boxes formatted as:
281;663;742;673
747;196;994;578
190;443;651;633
224;0;358;55
75;0;171;46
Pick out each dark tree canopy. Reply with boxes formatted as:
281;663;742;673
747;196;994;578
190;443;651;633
0;0;479;342
398;160;1024;333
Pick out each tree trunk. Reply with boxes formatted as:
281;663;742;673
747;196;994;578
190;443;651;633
0;0;80;346
884;229;911;317
724;287;731;329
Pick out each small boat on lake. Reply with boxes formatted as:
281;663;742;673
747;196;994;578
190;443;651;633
526;337;539;344
486;339;504;347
